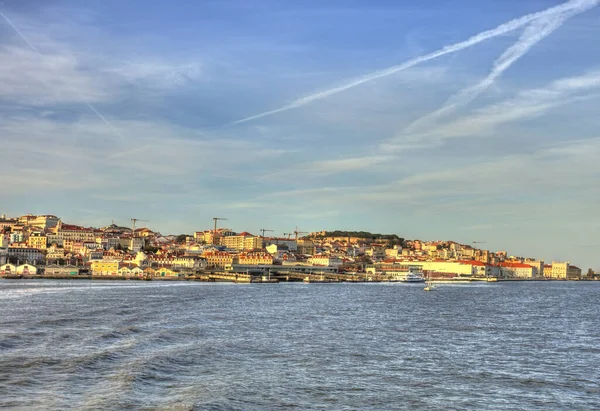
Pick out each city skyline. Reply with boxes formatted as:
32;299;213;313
1;0;600;270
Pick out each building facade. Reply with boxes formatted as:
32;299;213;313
91;260;120;275
28;233;47;250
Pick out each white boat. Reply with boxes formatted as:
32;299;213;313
402;271;425;283
424;272;435;291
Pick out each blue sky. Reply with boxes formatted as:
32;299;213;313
1;0;600;269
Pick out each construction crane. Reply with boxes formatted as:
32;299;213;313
212;217;228;244
260;228;274;238
283;232;292;240
472;241;486;247
130;218;149;236
294;227;308;241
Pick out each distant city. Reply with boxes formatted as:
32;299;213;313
0;213;597;282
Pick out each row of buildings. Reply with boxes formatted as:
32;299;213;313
0;214;587;280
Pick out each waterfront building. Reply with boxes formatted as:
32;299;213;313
118;264;144;277
91;260;120;276
550;262;569;279
15;264;38;275
499;262;538;278
202;251;235;269
45;264;80;276
524;260;545;278
368;260;494;278
238;251;274;265
172;256;207;269
0;263;16;275
154;267;180;277
567;265;582;280
225;263;338;274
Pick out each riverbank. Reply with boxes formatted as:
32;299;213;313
1;273;595;283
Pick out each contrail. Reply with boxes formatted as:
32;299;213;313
405;0;599;132
232;0;598;125
0;10;123;139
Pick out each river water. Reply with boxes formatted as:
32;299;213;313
0;280;599;410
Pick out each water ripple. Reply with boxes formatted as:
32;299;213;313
1;280;599;410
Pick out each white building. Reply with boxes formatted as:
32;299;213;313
500;262;538;278
308;255;343;267
173;256;207;269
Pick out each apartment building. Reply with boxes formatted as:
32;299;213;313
202;251;235;268
28;233;47;250
220;232;263;251
238;251;274;265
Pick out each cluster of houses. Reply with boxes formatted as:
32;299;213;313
0;214;585;280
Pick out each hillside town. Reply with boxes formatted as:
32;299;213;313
0;213;595;281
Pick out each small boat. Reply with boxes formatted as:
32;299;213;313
424;272;435;291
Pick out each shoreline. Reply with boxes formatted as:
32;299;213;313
0;274;595;283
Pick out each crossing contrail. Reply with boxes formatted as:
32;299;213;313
232;0;598;125
405;0;599;132
0;10;123;139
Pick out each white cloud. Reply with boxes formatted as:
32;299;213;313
0;45;109;105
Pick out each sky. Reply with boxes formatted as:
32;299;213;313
1;0;599;269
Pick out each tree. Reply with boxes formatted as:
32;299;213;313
176;234;188;244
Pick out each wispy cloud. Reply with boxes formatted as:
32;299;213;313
406;0;599;131
231;0;598;125
384;70;600;150
0;45;109;105
106;61;202;89
0;116;288;196
0;9;124;140
303;156;394;175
